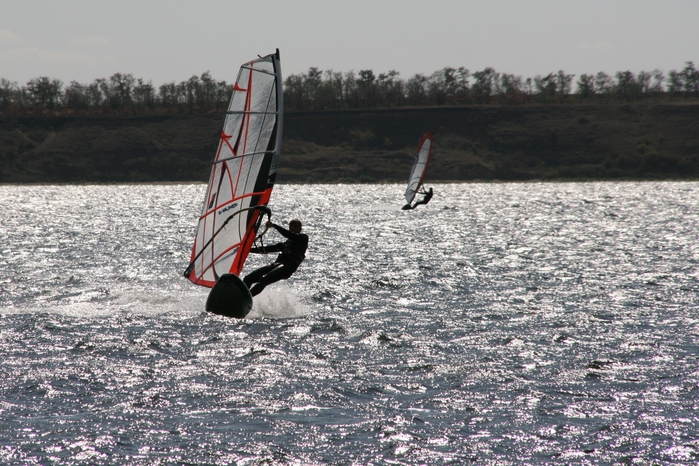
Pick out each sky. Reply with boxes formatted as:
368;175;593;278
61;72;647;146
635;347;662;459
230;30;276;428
1;0;698;87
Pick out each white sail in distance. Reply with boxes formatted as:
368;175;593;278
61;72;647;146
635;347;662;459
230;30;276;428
404;132;434;205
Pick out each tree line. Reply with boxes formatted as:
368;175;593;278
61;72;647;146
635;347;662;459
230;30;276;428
1;62;697;115
0;71;233;115
285;62;698;109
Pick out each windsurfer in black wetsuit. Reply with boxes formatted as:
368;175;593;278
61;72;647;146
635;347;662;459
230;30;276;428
402;187;434;210
243;219;308;297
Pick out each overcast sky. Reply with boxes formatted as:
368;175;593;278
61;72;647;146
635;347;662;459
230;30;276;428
2;0;697;86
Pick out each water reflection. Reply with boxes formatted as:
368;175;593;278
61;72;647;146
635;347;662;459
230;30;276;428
0;182;698;463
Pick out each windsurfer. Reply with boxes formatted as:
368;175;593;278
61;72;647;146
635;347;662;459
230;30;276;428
243;219;308;296
402;187;433;210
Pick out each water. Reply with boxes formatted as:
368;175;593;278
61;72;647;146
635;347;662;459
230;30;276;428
1;182;698;464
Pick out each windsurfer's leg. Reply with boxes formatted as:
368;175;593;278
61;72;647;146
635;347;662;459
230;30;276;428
248;263;294;297
248;283;265;297
414;196;430;207
244;263;278;288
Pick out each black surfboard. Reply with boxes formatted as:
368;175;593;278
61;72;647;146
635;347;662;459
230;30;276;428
205;273;253;318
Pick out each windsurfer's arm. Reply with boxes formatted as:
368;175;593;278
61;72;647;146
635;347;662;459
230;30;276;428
250;243;283;254
270;223;295;239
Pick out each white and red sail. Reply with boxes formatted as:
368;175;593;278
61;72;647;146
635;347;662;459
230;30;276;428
185;50;283;288
404;132;433;205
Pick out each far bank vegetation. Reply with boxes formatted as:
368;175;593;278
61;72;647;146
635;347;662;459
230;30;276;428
1;62;698;116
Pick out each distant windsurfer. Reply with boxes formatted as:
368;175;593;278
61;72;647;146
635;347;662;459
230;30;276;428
402;187;433;210
243;219;308;296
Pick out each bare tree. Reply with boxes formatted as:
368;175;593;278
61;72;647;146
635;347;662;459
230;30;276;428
63;81;90;110
88;79;106;107
455;67;471;101
106;73;135;108
472;68;498;103
356;69;377;107
133;79;156;108
26;77;63;109
576;74;595;99
197;71;218;110
323;70;345;108
0;78;18;110
650;70;665;94
556;71;575;98
377;70;402;106
304;67;323;103
343;71;359;107
405;73;428;106
667;69;683;94
283;74;305;110
679;61;699;96
534;73;557;101
498;73;524;103
615;71;639;101
158;82;181;107
594;72;614;96
636;71;651;95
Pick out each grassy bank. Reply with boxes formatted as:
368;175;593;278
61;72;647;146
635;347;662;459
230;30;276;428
1;103;698;183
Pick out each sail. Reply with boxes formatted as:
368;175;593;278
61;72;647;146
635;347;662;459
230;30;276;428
404;132;434;205
185;50;283;288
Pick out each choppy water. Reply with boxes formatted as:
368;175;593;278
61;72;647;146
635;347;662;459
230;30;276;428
1;182;698;465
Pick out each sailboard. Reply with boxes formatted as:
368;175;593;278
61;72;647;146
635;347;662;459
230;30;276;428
404;132;434;206
183;49;283;318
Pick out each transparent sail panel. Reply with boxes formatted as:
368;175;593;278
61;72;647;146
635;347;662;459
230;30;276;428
186;51;283;288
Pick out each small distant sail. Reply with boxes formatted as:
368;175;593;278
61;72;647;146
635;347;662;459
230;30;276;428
184;50;283;288
404;132;434;205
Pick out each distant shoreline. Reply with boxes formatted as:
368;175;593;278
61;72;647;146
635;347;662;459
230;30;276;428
3;179;698;188
2;103;698;183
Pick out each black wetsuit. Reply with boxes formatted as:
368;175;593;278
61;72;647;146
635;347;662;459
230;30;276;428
413;188;433;207
403;187;433;210
243;223;308;297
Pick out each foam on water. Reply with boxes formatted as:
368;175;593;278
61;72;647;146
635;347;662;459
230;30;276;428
246;283;314;319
